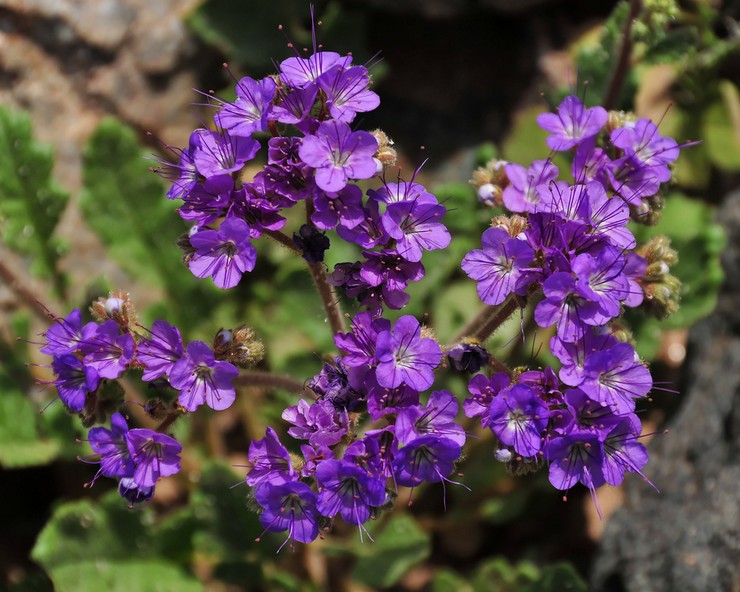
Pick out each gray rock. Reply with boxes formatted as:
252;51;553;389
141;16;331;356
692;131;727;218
591;191;740;592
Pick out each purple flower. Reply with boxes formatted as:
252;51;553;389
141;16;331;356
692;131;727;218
269;85;318;125
298;120;378;192
52;355;100;412
461;227;535;306
611;118;679;179
601;417;651;487
502;160;558;213
315;459;386;525
178;183;231;227
78;320;135;380
550;330;619;387
579;342;652;412
318;65;380;122
254;481;320;545
488;384;549;456
395;390;466;446
87;412;134;482
157;130;201;200
188;215;257;289
392;435;461;487
537;96;607;151
169;341;239;412
366;378;420;421
375;315;442;391
215;75;276;137
535;272;606;342
282;399;350;448
307;359;363;411
383;198;450;263
125;428;182;488
41;309;85;356
545;431;605;501
137;320;184;381
572;249;630;319
463;372;511;427
246;427;296;487
311;184;365;231
192;130;260;179
280;51;352;89
335;311;391;367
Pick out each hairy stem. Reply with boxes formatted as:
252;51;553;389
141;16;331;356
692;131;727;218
263;228;346;337
454;294;523;344
234;370;306;394
603;0;642;111
0;253;59;324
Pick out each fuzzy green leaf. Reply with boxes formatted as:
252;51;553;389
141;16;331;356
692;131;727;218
80;118;220;333
0;107;68;293
352;515;431;588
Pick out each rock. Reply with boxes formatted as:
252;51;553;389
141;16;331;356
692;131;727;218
591;191;740;592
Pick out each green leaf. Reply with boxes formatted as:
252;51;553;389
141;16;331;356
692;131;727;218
190;461;263;561
702;81;740;171
80;118;219;333
352;515;431;588
48;560;202;592
433;569;472;592
522;563;587;592
32;492;203;591
472;557;539;592
642;27;699;66
0;107;68;294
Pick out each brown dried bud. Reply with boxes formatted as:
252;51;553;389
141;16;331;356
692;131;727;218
371;129;397;168
144;398;169;421
607;110;638;133
90;290;137;331
471;159;509;207
491;214;528;238
213;325;265;368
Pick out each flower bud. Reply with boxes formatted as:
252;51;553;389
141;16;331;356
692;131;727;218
471;159;508;207
177;231;196;266
446;340;490;373
90;290;137;331
213;325;265;368
607;110;638;133
371;129;397;169
505;455;544;476
491;214;528;238
630;195;664;226
144;398;169;420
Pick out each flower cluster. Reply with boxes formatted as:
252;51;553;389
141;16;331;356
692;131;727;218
154;43;449;314
461;95;682;512
248;313;465;546
35;22;689;546
40;293;252;503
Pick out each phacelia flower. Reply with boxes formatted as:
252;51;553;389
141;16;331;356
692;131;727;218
298;120;378;192
169;340;239;412
188;215;257;289
375;315;442;391
537;96;607;151
125;428;182;488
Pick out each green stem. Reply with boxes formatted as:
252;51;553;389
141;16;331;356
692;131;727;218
0;252;59;324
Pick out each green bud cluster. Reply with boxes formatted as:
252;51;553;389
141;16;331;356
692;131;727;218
637;235;682;319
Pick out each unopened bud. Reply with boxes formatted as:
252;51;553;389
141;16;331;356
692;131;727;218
471;159;508;207
506;455;544;476
177;231;196;266
371;129;397;168
213;325;265;368
491;214;528;238
90;290;137;331
144;398;169;420
631;195;664;226
643;274;681;319
607;110;638;133
446;340;490;373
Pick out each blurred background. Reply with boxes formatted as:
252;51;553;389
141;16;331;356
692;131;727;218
0;0;738;591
